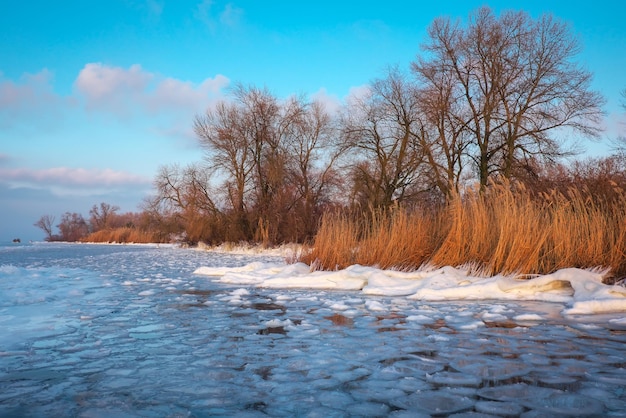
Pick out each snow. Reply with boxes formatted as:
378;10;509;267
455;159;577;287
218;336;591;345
195;262;626;316
1;242;625;416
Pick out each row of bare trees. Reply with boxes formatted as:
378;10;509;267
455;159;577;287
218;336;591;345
142;7;606;245
34;203;145;242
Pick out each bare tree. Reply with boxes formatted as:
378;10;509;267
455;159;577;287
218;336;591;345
414;71;471;199
412;7;605;189
89;202;120;232
57;212;89;242
614;88;626;154
283;96;343;240
195;84;341;243
151;163;221;243
342;67;427;209
195;96;256;239
34;215;55;241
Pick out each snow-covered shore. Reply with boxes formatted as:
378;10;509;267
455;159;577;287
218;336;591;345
195;262;626;316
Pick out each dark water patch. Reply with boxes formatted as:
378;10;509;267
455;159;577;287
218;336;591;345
377;326;403;333
378;356;413;366
257;326;287;335
250;302;286;312
173;289;220;297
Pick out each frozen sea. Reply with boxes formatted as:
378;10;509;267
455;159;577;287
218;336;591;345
1;242;625;417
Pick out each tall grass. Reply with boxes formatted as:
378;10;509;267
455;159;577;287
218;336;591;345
81;227;164;244
300;182;626;280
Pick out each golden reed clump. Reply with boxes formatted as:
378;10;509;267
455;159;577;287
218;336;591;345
81;227;163;244
300;182;626;280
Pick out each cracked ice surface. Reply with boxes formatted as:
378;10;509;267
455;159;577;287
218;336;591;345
1;242;625;417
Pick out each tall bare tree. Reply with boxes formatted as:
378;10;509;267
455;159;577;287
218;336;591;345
195;98;255;239
283;96;343;240
342;68;428;210
413;7;605;189
195;84;341;243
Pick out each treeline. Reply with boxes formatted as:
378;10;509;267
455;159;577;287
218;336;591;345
34;203;166;243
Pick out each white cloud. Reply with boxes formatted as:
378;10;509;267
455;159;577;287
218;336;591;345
310;88;342;115
74;63;229;117
345;84;372;107
74;63;152;108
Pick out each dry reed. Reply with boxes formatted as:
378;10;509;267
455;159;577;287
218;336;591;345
81;227;163;244
300;182;626;279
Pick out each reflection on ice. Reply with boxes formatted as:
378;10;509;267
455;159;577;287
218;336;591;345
1;243;626;416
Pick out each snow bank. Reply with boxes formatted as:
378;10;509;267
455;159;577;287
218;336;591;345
194;263;626;315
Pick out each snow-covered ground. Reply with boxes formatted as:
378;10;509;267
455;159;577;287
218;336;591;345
1;242;625;416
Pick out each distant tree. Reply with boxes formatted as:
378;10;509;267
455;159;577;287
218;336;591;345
57;212;89;242
412;7;605;190
89;202;120;232
34;215;55;241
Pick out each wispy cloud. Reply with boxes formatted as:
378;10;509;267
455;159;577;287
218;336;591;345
0;69;70;130
124;0;164;23
195;0;243;32
74;63;229;117
0;167;151;188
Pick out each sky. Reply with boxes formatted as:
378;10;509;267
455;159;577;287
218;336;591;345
1;0;625;241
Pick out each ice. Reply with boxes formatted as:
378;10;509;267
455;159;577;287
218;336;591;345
477;383;563;401
1;243;625;416
474;400;524;416
391;390;475;414
521;393;605;416
426;371;483;387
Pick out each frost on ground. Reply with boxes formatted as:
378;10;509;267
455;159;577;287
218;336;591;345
1;243;625;417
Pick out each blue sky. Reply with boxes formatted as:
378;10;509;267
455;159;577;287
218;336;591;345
1;0;625;241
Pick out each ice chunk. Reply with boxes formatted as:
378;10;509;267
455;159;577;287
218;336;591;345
426;371;482;387
365;300;386;311
521;393;604;416
451;358;531;382
477;383;562;402
391;390;475;415
346;401;391;417
475;400;524;416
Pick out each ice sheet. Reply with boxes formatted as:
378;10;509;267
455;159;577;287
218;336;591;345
1;243;625;417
